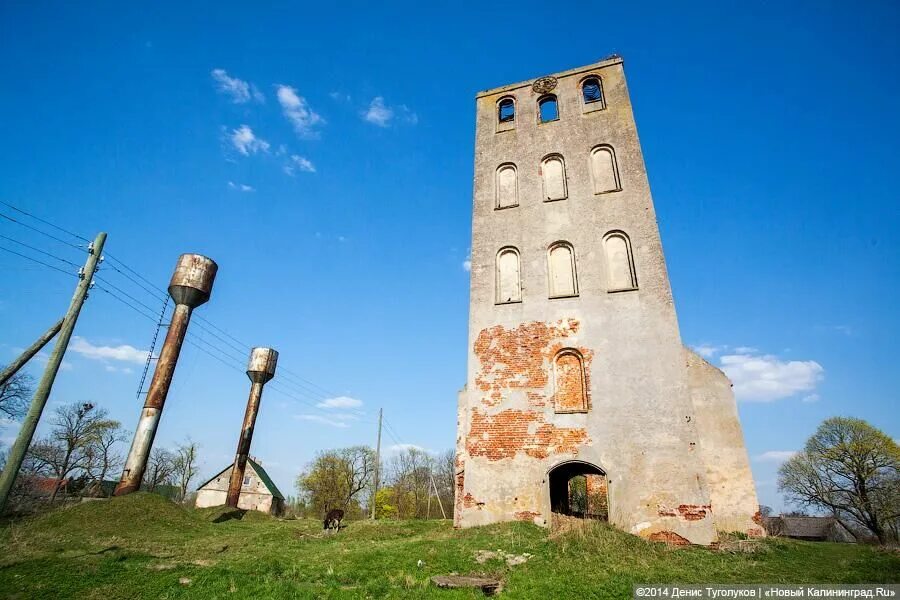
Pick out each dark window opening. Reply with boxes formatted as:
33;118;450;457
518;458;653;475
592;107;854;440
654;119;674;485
549;462;608;520
539;95;559;122
582;78;603;104
498;98;515;123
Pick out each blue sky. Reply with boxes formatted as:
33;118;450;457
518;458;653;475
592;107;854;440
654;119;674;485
0;1;897;511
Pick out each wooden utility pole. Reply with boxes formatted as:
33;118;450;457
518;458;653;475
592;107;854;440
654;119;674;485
370;407;382;520
0;232;106;512
0;318;63;387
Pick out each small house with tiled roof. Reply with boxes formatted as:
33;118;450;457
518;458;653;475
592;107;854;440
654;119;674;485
194;458;284;516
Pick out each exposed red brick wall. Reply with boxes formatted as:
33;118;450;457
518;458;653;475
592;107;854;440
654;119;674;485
676;504;711;521
554;352;587;411
515;511;541;522
462;493;482;509
648;531;691;546
473;320;592;409
466;408;589;460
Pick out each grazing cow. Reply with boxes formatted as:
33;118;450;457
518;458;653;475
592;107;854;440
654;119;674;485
324;508;344;531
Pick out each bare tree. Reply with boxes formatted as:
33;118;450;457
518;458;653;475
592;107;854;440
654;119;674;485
26;402;118;502
172;440;200;502
779;416;900;543
84;424;127;495
143;447;176;492
389;447;432;518
0;369;33;420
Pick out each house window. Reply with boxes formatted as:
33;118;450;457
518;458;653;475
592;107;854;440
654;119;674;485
243;476;250;485
541;155;567;201
582;77;603;104
603;231;638;291
548;242;578;298
496;247;521;304
498;97;515;123
538;95;559;123
554;350;587;412
496;164;518;209
590;145;621;194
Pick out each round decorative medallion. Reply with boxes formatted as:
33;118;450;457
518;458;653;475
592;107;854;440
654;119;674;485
532;76;558;94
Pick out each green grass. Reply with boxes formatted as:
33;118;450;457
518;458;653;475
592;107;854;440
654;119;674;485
0;494;897;599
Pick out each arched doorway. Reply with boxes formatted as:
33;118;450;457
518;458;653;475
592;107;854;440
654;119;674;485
548;461;609;520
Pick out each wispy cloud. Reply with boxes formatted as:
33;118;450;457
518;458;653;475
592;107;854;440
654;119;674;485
362;97;417;128
720;350;824;402
387;443;428;454
227;181;255;192
329;91;351;102
462;249;471;272
316;396;362;410
691;344;723;359
283;154;315;176
294;414;350;428
211;69;264;104
276;85;324;138
70;336;149;364
755;450;797;463
230;125;270;156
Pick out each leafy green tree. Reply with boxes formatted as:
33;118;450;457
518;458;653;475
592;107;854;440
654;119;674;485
778;416;899;543
296;446;375;517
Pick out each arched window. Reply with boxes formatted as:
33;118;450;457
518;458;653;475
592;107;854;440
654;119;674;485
554;349;587;412
538;95;559;123
603;231;638;291
498;97;515;123
496;247;521;304
495;164;518;209
582;77;603;104
541;155;567;201
590;145;621;194
548;242;577;298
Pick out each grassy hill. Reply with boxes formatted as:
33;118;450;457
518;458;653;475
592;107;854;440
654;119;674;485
1;494;897;599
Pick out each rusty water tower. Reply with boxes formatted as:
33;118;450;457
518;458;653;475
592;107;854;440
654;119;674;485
226;346;278;507
115;254;217;496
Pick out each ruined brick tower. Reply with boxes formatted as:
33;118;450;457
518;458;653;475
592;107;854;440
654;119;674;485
455;56;762;544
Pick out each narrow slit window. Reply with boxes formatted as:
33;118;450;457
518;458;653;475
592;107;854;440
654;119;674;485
541;155;567;200
539;95;559;122
590;146;621;194
496;164;518;208
548;242;577;298
604;231;638;291
582;78;603;104
498;98;515;123
496;248;521;304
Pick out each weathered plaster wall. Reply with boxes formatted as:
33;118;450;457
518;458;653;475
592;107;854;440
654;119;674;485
456;57;749;545
194;464;276;514
685;349;764;536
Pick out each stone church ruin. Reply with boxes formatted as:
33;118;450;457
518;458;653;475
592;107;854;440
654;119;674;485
454;56;762;545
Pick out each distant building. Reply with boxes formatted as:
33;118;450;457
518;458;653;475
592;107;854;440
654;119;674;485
194;458;284;516
763;516;855;542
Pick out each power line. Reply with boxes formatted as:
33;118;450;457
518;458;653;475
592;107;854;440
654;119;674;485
0;234;82;268
0;245;78;278
0;200;90;243
0;211;86;251
101;259;168;303
93;284;159;322
94;275;165;317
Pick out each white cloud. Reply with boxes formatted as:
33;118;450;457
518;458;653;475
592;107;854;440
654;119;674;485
211;69;264;104
316;396;362;410
283;154;315;176
720;350;824;402
802;394;820;403
733;346;758;354
387;443;428;454
462;249;472;272
70;336;149;364
227;181;255;192
294;414;350;428
692;344;722;358
361;97;415;127
230;125;270;156
276;85;324;138
329;91;351;102
755;450;798;463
